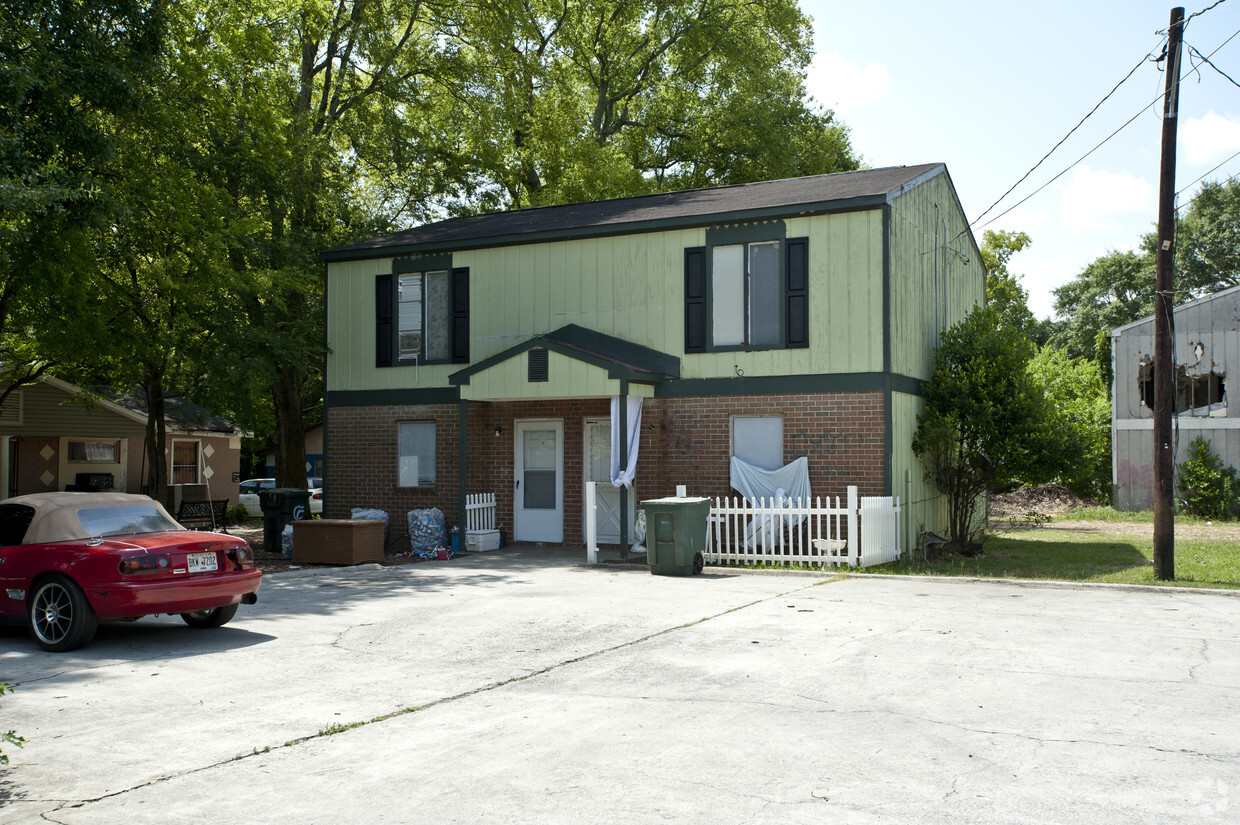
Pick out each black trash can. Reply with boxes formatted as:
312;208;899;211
259;488;311;557
641;496;712;576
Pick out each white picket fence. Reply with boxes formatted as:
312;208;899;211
584;483;902;568
465;492;497;532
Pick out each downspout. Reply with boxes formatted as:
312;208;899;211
934;203;940;348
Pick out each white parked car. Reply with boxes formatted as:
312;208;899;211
238;478;322;517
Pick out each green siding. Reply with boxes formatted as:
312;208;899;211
0;382;146;439
888;172;985;380
328;211;888;394
891;390;948;545
460;350;654;400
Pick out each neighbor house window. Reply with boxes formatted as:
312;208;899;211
67;440;120;463
398;421;436;487
731;416;783;471
685;231;807;353
170;439;201;485
375;262;470;367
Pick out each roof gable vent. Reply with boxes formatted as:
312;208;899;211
528;348;549;382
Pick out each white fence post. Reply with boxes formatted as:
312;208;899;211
846;486;859;567
585;481;598;564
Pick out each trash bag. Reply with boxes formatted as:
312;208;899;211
281;524;294;559
407;508;446;553
351;508;390;544
630;509;647;555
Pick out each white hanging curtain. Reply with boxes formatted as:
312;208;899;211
609;395;643;488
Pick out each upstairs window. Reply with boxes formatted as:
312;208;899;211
376;260;469;367
685;229;807;353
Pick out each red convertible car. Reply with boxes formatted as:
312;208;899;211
0;492;261;652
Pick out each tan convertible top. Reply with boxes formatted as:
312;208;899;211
1;492;183;545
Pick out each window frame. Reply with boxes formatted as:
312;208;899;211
730;415;784;471
685;224;808;354
377;256;469;368
397;420;436;488
169;438;202;486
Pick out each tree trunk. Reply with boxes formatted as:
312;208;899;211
271;363;306;489
144;373;169;507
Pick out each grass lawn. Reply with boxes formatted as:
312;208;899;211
855;511;1240;590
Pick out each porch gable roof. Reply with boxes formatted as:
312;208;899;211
449;325;679;400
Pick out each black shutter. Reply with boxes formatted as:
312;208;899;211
451;267;470;363
684;247;707;353
785;237;808;349
376;273;393;367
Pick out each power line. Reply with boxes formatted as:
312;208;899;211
970;24;1240;236
1176;148;1240;199
1187;43;1240;88
968;47;1160;228
1184;0;1230;26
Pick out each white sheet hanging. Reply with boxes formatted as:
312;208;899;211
610;395;643;488
729;455;812;548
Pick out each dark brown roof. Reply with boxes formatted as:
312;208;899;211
324;164;946;261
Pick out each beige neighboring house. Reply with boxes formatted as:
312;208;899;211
0;376;242;506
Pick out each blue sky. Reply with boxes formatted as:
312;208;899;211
800;0;1240;318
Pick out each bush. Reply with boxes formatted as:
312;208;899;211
226;504;252;524
1177;437;1240;520
1;682;24;765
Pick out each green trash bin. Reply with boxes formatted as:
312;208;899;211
641;496;711;576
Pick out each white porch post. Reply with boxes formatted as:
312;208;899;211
585;481;598;564
847;485;859;567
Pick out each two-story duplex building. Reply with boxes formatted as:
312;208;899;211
321;164;984;549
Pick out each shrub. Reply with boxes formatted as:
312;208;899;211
1;682;24;765
1177;437;1240;520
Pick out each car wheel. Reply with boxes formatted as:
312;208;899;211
29;574;99;652
180;603;239;629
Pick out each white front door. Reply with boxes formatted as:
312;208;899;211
515;420;563;542
584;419;633;543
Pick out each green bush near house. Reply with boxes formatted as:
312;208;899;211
1177;437;1240;521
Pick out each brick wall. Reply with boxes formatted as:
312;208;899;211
326;391;887;547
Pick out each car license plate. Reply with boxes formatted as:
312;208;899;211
186;552;218;573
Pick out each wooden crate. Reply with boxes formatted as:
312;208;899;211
292;519;384;565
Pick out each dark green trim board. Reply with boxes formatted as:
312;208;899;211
458;400;467;535
328;373;925;407
882;205;893;496
655;372;925;398
705;221;786;246
321;196;890;263
327;387;461;407
393;253;453;273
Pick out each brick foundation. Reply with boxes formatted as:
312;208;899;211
326;391;887;548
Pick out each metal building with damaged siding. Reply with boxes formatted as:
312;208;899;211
1111;284;1240;510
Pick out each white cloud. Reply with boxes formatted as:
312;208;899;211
804;52;890;115
1059;166;1156;232
1181;111;1240;166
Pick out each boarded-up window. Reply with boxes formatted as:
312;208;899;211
398;421;436;487
732;416;783;471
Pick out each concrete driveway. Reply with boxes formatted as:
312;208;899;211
1;548;1237;824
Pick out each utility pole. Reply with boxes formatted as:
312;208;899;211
1153;6;1184;581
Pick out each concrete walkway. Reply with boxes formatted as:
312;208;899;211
1;547;1237;824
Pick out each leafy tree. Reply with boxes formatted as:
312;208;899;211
980;230;1054;347
1175;178;1240;296
437;0;858;211
913;306;1059;549
1051;249;1154;385
1028;346;1111;500
1177;437;1239;520
0;0;165;398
